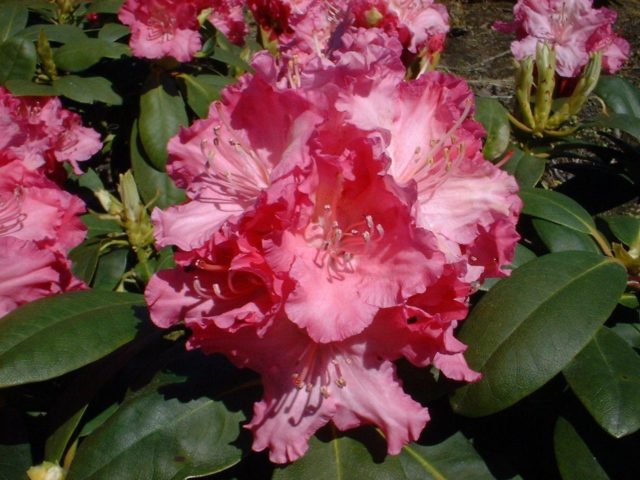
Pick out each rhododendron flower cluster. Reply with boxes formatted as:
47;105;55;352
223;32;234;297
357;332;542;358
494;0;630;77
118;0;246;61
0;88;100;318
250;0;449;67
145;25;521;463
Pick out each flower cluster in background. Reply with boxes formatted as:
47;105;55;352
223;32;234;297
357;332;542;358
494;0;630;78
0;87;101;318
143;1;521;463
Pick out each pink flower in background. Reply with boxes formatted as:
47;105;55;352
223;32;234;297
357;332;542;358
119;0;247;61
494;0;630;77
0;87;101;177
207;0;248;45
0;160;86;318
0;237;84;318
119;0;205;61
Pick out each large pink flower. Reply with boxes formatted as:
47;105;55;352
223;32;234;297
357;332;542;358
494;0;630;77
146;27;519;464
0;87;101;176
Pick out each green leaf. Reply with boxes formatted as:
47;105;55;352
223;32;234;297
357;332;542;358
475;96;510;161
81;215;122;239
0;2;28;43
602;215;640;247
274;427;404;480
611;323;640;349
0;408;32;480
93;248;128;291
595;75;640;117
0;291;146;387
501;147;545;187
87;0;124;14
66;367;244;480
53;75;122;105
275;429;493;480
139;77;188;170
590;113;640;142
178;73;231;118
0;36;37;84
53;38;128;72
18;24;87;43
532;218;600;253
554;417;609;480
5;79;57;96
520;188;596;235
69;237;102;284
563;327;640;438
97;23;129;42
130;121;186;209
45;405;88;463
450;251;627;417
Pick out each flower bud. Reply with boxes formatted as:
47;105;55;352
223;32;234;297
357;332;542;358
533;42;556;135
27;462;66;480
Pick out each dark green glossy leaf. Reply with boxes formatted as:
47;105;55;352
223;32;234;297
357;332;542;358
611;323;640;349
274;428;404;480
520;188;596;235
0;36;37;84
87;0;124;14
66;370;244;479
554;417;609;480
130;121;186;209
532;218;600;253
451;252;627;417
53;38;128;72
0;408;32;480
475;96;510;161
97;23;129;42
69;237;102;284
0;2;28;43
501;147;545;187
53;75;122;105
18;24;87;43
45;405;88;463
93;249;128;291
5;79;57;96
139;78;188;170
179;73;231;118
0;291;146;387
602;215;640;247
564;327;640;438
595;75;640;117
275;429;492;480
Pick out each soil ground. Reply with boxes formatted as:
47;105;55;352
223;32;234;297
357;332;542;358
438;0;640;98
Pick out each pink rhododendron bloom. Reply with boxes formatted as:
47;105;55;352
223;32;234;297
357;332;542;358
248;0;449;68
0;87;101;176
119;0;205;61
146;28;521;463
0;237;83;317
494;0;630;77
207;0;248;45
333;62;521;283
0;160;86;318
153;70;320;250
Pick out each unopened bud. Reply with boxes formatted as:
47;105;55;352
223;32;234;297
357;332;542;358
533;42;556;134
27;462;66;480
